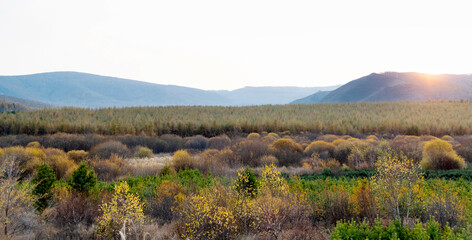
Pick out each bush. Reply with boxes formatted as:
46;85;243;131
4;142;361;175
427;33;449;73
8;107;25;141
67;150;89;163
133;146;153;158
26;141;41;148
172;150;195;172
92;154;130;181
32;163;56;212
159;164;176;177
44;190;101;238
147;180;183;223
184;135;208;150
269;138;303;166
235;167;259;198
456;139;472;162
257;155;278;166
95;181;145;239
208;135;231;150
304;141;336;159
89;140;131;159
421;139;466;170
247;132;261;140
233;139;269;167
68;162;97;194
390;135;425;163
197;149;227;175
48;155;77;179
160;134;184;152
175;184;237;239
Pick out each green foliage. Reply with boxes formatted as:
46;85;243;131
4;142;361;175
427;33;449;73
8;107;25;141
235;167;259;198
68;162;97;193
32;163;56;212
330;218;469;240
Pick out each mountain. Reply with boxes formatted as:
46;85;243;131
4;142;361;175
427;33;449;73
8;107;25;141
0;72;334;107
291;72;472;103
0;94;53;108
216;86;338;105
289;91;331;104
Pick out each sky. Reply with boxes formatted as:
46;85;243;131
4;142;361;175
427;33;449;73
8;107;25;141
1;0;472;90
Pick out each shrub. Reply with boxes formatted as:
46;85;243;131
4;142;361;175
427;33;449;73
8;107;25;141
68;162;97;194
44;190;101;238
350;180;377;222
133;146;153;158
184;135;208;150
421;139;466;170
390;135;425;163
159;163;176;177
160;134;184;152
172;150;195;172
32;163;57;212
257;155;278;166
208;135;231;150
233;139;269;167
95;181;145;239
312;186;352;225
92;154;129;181
247;132;261;140
147;180;183;223
455;139;472;162
175;183;237;239
26;141;41;148
235;167;259;198
269;138;303;166
48;155;77;179
67;150;89;163
304;141;336;159
89;140;131;159
197;149;227;175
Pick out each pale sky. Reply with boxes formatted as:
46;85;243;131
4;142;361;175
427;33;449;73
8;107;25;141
1;0;472;90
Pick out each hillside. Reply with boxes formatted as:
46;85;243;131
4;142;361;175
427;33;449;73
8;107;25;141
0;94;52;108
216;86;338;105
0;72;334;107
292;72;472;103
289;90;331;104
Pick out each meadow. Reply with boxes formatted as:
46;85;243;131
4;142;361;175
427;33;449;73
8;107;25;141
3;101;472;239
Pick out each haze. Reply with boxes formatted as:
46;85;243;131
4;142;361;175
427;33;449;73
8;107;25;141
1;0;472;90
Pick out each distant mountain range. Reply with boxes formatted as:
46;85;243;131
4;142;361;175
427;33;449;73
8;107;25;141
0;72;338;108
1;71;472;109
291;72;472;104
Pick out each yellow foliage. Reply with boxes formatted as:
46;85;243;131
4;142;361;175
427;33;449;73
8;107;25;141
96;181;144;239
247;132;261;140
67;150;89;163
304;140;335;158
172;150;194;171
421;139;465;170
26;141;42;148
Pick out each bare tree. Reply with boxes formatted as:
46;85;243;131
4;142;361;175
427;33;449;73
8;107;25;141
0;154;36;239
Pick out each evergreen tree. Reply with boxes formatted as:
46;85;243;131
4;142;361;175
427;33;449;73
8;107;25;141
32;163;56;212
68;162;97;193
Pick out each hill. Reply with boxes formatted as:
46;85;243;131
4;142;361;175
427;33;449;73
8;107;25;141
292;72;472;103
216;86;338;105
0;72;335;107
0;94;53;108
289;90;331;104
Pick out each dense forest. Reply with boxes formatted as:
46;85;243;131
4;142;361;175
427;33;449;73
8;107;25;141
1;100;472;137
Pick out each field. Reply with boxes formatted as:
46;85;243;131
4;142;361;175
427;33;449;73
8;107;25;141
3;101;472;239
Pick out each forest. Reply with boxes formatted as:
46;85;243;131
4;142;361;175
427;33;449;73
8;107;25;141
3;101;472;239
